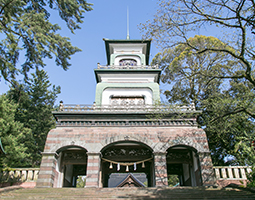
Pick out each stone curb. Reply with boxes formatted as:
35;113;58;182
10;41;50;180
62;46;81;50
0;185;23;193
225;183;255;193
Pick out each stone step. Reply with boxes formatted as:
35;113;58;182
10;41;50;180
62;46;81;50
0;187;255;199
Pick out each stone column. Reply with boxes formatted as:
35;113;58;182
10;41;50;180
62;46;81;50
85;152;101;188
154;152;168;186
198;152;216;186
36;153;58;187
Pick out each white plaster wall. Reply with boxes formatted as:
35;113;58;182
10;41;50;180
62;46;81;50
56;152;64;188
101;88;153;105
111;44;146;54
100;74;155;83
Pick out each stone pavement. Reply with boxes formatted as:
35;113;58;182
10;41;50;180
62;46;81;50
0;186;255;200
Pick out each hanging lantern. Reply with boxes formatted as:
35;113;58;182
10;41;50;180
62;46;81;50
142;162;145;168
126;165;129;172
117;163;120;171
109;162;113;169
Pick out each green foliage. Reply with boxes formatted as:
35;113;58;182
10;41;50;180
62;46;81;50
203;80;255;165
151;35;255;165
76;176;86;188
168;175;179;187
141;0;255;90
0;0;92;85
0;95;32;168
7;70;60;167
247;167;255;188
235;131;255;188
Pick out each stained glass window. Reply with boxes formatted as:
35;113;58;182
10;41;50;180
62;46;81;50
119;59;137;66
110;96;145;106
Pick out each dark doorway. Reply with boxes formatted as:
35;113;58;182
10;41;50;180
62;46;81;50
60;149;88;187
101;141;154;187
166;146;202;186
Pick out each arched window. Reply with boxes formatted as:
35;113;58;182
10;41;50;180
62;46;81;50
119;59;137;66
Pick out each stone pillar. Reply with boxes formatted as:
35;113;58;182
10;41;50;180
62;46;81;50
36;153;58;187
86;152;101;188
198;152;216;186
154;152;168;186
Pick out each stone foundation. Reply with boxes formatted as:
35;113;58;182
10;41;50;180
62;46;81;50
37;125;215;187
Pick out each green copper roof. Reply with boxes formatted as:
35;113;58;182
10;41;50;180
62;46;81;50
94;68;161;83
103;39;152;65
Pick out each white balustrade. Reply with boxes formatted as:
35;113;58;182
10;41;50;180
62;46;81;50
0;166;252;184
0;168;39;183
213;166;251;180
57;103;197;113
97;64;159;70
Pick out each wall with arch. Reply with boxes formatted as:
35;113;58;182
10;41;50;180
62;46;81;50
44;126;209;155
38;125;214;188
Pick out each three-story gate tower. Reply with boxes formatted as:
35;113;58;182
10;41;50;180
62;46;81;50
37;38;215;188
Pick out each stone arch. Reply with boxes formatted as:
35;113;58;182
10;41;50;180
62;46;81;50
166;144;202;187
100;140;153;153
48;139;91;153
56;145;88;154
55;145;88;188
100;135;155;151
100;140;154;187
156;136;202;153
169;144;198;152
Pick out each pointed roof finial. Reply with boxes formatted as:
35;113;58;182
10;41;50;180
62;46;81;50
126;7;130;40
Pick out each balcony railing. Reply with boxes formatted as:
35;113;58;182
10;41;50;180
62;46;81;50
58;103;196;113
97;64;159;70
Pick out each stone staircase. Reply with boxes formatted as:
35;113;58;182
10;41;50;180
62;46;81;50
0;186;255;199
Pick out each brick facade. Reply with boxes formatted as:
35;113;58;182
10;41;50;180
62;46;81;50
37;119;215;187
86;153;101;187
154;152;168;186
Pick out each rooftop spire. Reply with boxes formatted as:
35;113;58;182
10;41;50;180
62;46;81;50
126;7;130;40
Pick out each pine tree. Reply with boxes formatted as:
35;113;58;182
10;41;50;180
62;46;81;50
7;70;60;167
0;0;92;86
0;95;32;168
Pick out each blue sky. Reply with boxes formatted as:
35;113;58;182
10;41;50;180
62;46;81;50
0;0;161;105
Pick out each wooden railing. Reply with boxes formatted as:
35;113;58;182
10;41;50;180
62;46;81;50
213;166;252;180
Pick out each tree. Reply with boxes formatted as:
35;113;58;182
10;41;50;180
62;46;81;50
235;130;255;187
0;0;92;86
0;94;32;168
153;35;229;105
7;70;60;167
141;0;255;119
151;35;255;165
76;176;86;188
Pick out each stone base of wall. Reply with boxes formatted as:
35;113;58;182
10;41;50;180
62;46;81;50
216;180;247;187
0;181;36;188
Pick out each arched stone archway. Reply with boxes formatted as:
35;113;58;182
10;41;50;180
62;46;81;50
55;145;88;188
166;145;202;187
100;141;154;187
